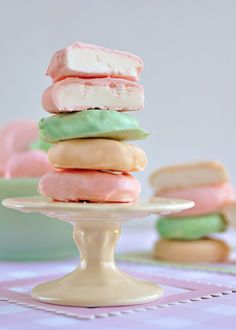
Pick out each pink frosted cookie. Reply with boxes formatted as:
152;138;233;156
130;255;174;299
38;170;141;203
42;78;144;113
157;182;235;217
0;121;38;175
46;42;143;82
5;150;52;178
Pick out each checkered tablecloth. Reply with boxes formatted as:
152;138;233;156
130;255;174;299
1;227;236;329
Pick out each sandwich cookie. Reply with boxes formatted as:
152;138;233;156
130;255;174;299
153;238;230;263
48;139;147;172
42;78;144;113
38;170;141;203
157;214;226;240
39;110;149;143
47;41;143;82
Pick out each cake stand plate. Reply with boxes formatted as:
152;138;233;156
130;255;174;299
3;196;194;307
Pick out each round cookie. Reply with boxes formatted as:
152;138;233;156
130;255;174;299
5;150;52;178
0;121;38;175
157;183;235;217
48;139;147;172
153;238;230;263
39;110;149;143
38;170;141;203
157;214;226;240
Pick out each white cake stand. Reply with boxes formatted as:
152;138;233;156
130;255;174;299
3;196;194;307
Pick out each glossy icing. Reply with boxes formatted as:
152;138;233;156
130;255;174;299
39;110;149;143
38;169;141;203
48;138;147;172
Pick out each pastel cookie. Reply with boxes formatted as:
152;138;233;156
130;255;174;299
48;139;147;172
38;170;141;203
157;183;235;216
31;139;51;152
157;214;226;240
4;150;52;178
153;238;230;263
46;41;143;82
150;161;228;193
42;78;144;113
0;121;38;175
39;110;149;143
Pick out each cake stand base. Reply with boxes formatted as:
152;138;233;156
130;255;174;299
2;196;193;307
32;267;163;307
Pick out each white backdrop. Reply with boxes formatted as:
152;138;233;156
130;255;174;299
0;0;235;198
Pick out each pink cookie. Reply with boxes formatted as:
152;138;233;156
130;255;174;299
157;183;235;217
42;77;144;113
0;121;38;175
46;42;143;82
5;150;52;178
38;170;141;203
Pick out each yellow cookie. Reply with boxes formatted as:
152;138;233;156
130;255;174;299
48;138;147;172
153;238;229;263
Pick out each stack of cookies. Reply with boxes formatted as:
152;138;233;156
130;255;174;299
38;42;148;203
150;162;235;262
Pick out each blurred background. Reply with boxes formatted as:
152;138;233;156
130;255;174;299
0;0;235;198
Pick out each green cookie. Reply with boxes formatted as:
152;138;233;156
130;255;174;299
39;110;149;143
31;139;51;152
157;214;226;240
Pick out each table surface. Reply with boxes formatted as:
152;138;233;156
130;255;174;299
1;226;236;330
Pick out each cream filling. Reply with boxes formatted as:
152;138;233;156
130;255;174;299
56;84;143;109
67;48;140;77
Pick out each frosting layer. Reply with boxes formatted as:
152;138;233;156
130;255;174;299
39;110;149;143
48;139;147;172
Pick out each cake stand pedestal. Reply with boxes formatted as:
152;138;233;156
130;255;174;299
3;196;193;307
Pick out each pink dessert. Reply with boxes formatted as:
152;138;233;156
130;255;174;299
0;121;38;175
38;170;141;203
42;77;144;113
46;42;143;82
157;182;235;217
5;150;53;179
